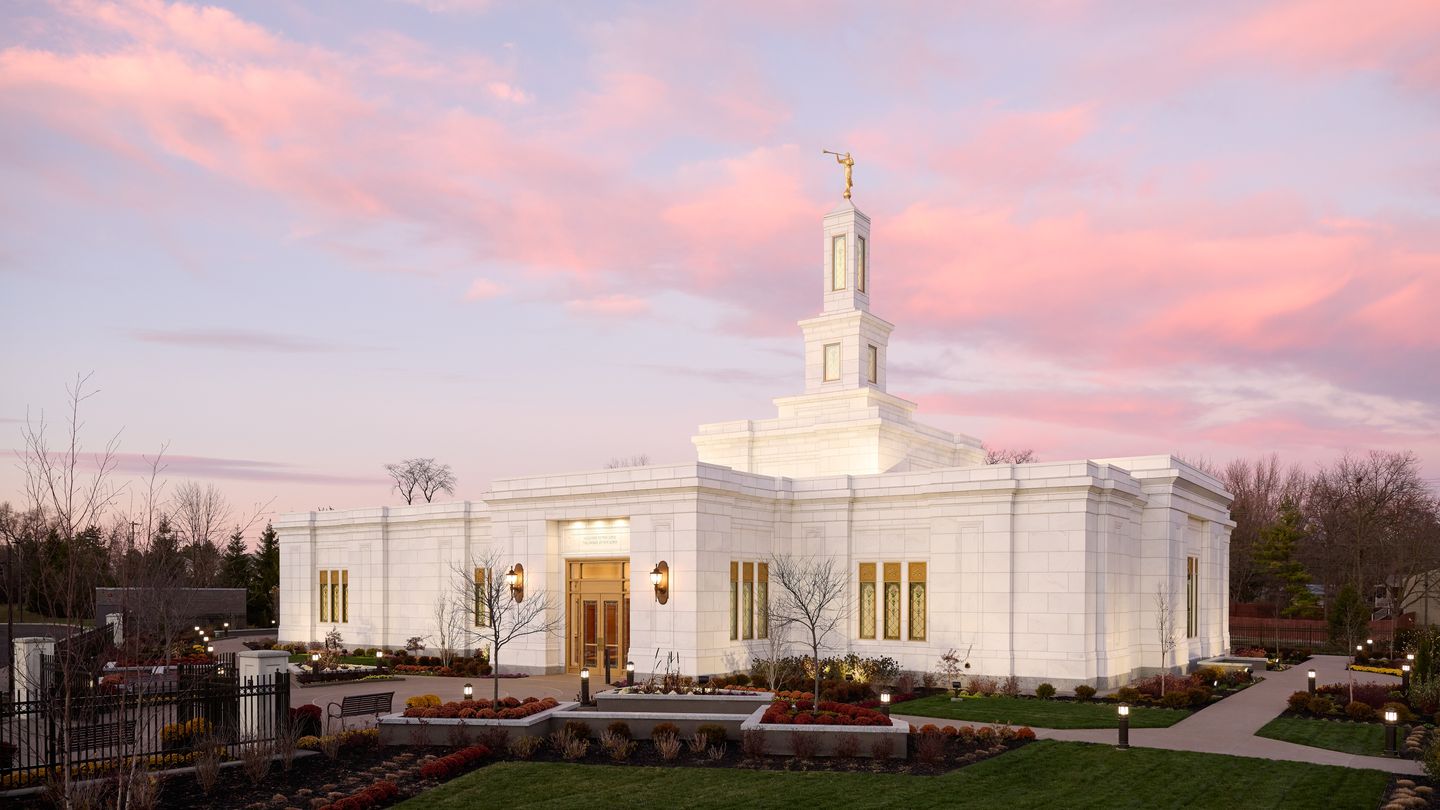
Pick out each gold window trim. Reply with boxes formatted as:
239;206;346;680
867;345;878;384
319;570;329;623
908;562;926;641
729;561;739;641
742;562;754;640
857;235;867;292
823;343;840;382
831;234;846;290
858;562;876;640
757;562;769;640
882;562;901;640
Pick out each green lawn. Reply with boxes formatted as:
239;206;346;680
396;741;1389;810
1256;715;1386;757
898;695;1190;729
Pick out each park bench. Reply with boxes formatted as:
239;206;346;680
66;719;136;752
326;691;394;733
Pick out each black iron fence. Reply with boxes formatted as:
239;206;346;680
1;668;289;788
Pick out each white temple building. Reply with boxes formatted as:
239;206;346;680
277;197;1233;688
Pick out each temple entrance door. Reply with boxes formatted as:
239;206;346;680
566;559;629;674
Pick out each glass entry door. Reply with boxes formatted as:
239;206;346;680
567;559;629;673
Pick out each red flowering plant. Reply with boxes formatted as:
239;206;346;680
329;781;400;810
760;699;892;726
419;745;491;781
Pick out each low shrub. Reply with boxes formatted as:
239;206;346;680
1186;685;1213;707
696;723;727;747
1074;684;1096;701
730;673;751;686
328;780;400;810
1287;691;1312;713
1382;701;1415;724
652;722;681;741
760;699;891;726
1035;683;1056;699
914;730;945;765
508;735;542;759
1318;681;1392;710
1160;691;1190;710
1114;686;1142;703
563;720;593;741
741;728;767;759
969;676;998;696
605;721;632;739
999;676;1022;697
1345;701;1376;722
789;730;819;760
1306;696;1335;716
405;694;441;710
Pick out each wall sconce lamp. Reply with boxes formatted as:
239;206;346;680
650;561;670;605
505;564;525;602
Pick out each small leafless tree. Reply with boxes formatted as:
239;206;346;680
983;446;1035;464
385;458;456;504
756;622;795;692
171;481;230;585
604;454;651;469
432;595;463;668
767;554;849;705
1154;583;1177;696
452;548;562;701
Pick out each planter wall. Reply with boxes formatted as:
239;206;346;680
739;707;909;759
376;701;577;747
551;709;752;741
593;691;773;715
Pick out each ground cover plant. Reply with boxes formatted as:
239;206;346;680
899;695;1190;729
391;740;1391;810
1256;715;1387;757
400;696;559;719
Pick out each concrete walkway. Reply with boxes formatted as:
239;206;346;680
899;654;1421;774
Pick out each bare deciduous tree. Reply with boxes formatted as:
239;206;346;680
171;481;230;585
1154;583;1177;697
452;548;562;701
385;458;456;504
432;595;463;668
604;454;651;469
1221;454;1308;602
983;446;1036;464
767;554;849;705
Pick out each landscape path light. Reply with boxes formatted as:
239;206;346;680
1307;669;1317;695
626;660;635;687
311;652;321;673
880;689;892;717
1384;709;1399;757
206;645;214;654
1117;703;1131;749
1402;664;1411;693
580;668;591;705
463;683;473;700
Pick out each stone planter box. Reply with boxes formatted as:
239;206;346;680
376;701;577;747
594;691;773;715
1197;655;1267;675
551;708;752;741
739;707;909;759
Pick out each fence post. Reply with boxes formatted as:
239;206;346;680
105;613;124;646
236;650;290;740
12;637;55;703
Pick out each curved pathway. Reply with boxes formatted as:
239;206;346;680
899;655;1421;774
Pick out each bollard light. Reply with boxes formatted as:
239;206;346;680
626;660;635;687
1367;638;1374;646
580;668;591;705
1117;703;1131;749
1384;709;1399;757
194;625;200;633
880;689;892;717
1402;664;1412;693
1307;669;1317;695
206;645;214;653
1408;653;1416;662
463;683;473;700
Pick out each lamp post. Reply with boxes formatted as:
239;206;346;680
222;621;230;637
1307;669;1317;696
879;689;892;717
1117;704;1130;749
1384;709;1399;757
206;645;214;654
311;652;320;674
626;660;635;687
463;683;473;700
1402;664;1411;693
580;668;591;705
604;650;612;688
375;650;385;672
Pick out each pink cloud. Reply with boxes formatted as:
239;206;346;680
464;278;505;301
565;293;649;317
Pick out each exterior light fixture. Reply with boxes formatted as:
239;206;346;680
503;563;525;602
650;561;670;605
194;625;200;633
880;689;892;717
216;667;224;676
1408;653;1416;662
1117;703;1131;749
580;668;591;705
1366;638;1374;646
463;683;473;700
202;636;210;644
1384;709;1399;756
1307;669;1317;695
310;652;320;672
626;660;635;687
1403;663;1412;692
206;645;214;653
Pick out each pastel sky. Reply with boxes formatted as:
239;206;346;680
3;0;1439;524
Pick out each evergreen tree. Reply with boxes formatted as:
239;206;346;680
1328;583;1369;649
1254;499;1320;618
219;528;252;590
249;522;280;625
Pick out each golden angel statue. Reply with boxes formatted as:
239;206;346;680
823;150;854;199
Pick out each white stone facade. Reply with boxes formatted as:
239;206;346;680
277;199;1233;688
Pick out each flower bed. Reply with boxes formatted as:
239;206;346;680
418;745;492;780
401;696;558;719
1349;664;1403;677
760;699;891;726
329;780;400;810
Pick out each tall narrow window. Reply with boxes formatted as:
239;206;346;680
329;569;339;625
883;563;902;640
858;563;876;639
474;567;490;627
757;562;769;639
1187;557;1198;638
729;562;739;641
908;562;927;640
867;345;878;384
831;234;846;290
341;570;349;623
319;570;329;622
823;343;840;382
742;562;754;640
857;235;867;293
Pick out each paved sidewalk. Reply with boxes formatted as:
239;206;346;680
900;655;1421;774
